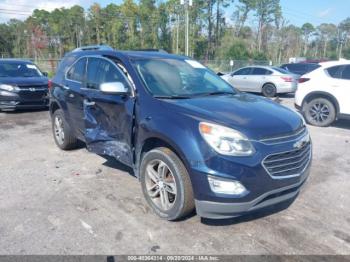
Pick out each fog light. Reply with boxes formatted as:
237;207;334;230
208;176;247;195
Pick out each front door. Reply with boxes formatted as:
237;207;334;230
82;57;135;166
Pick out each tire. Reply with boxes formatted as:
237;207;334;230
52;109;78;150
302;97;336;127
262;83;277;97
140;147;194;221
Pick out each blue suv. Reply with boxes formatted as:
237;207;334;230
50;45;312;220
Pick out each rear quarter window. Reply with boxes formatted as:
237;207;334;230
326;65;343;79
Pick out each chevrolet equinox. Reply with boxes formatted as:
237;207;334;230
50;45;312;220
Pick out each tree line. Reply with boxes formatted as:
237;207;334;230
0;0;350;63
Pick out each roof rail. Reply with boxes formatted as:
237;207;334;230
72;45;114;52
133;49;168;53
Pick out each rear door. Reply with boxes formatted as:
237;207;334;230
82;57;135;166
64;57;87;137
248;67;273;92
228;67;252;91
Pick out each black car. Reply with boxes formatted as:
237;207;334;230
0;59;49;110
280;63;321;76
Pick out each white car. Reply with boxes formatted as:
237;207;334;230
295;60;350;127
221;66;298;97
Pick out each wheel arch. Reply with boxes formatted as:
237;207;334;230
136;136;190;179
49;100;61;116
302;91;340;115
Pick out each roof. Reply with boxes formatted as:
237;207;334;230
319;59;350;68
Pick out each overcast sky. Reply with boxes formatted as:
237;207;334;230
0;0;349;26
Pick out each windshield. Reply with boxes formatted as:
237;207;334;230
0;62;43;77
133;58;236;97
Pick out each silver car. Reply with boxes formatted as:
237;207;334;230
221;66;298;97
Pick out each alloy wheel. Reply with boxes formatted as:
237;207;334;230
309;102;330;123
145;160;177;211
54;116;65;145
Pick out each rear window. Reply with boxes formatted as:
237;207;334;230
273;67;290;74
281;63;320;75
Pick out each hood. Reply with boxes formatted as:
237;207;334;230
160;93;303;140
0;77;48;86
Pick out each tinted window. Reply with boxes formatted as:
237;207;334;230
0;62;43;78
233;68;251;76
341;65;350;80
66;58;87;82
251;68;272;75
281;63;319;75
327;66;343;79
273;67;290;74
86;58;130;90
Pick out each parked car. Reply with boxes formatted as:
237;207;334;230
295;60;350;127
280;63;321;76
50;45;311;220
221;66;298;97
0;59;49;110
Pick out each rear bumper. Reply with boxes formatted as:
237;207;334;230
276;84;297;94
195;168;309;219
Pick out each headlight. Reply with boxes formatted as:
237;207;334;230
0;84;18;92
296;111;306;126
208;176;248;195
199;122;255;156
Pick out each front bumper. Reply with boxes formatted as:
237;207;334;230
189;129;312;219
195;168;309;219
0;91;49;110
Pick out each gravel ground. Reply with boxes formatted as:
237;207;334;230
0;96;349;255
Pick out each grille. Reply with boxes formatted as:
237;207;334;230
263;142;311;178
18;85;48;101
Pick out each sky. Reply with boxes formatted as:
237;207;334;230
0;0;349;26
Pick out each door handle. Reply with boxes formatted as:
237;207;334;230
68;93;74;98
84;100;95;106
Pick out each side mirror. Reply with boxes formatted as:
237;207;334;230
100;82;128;94
42;72;49;77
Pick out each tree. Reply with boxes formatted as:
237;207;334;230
234;0;257;37
301;22;315;56
255;0;281;52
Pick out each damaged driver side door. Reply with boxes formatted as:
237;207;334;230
82;57;135;166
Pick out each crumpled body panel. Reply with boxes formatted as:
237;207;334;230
83;94;134;166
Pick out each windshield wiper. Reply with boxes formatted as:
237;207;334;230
195;91;235;97
154;95;192;99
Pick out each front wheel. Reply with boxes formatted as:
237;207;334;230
140;147;195;221
302;97;336;127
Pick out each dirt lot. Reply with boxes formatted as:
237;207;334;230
0;96;349;255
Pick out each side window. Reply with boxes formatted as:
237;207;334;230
252;68;272;75
233;68;251;76
341;65;350;80
66;57;87;82
86;57;130;90
326;66;343;79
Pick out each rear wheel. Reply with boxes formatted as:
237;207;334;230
302;97;336;127
52;109;78;150
262;83;277;97
140;147;194;221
